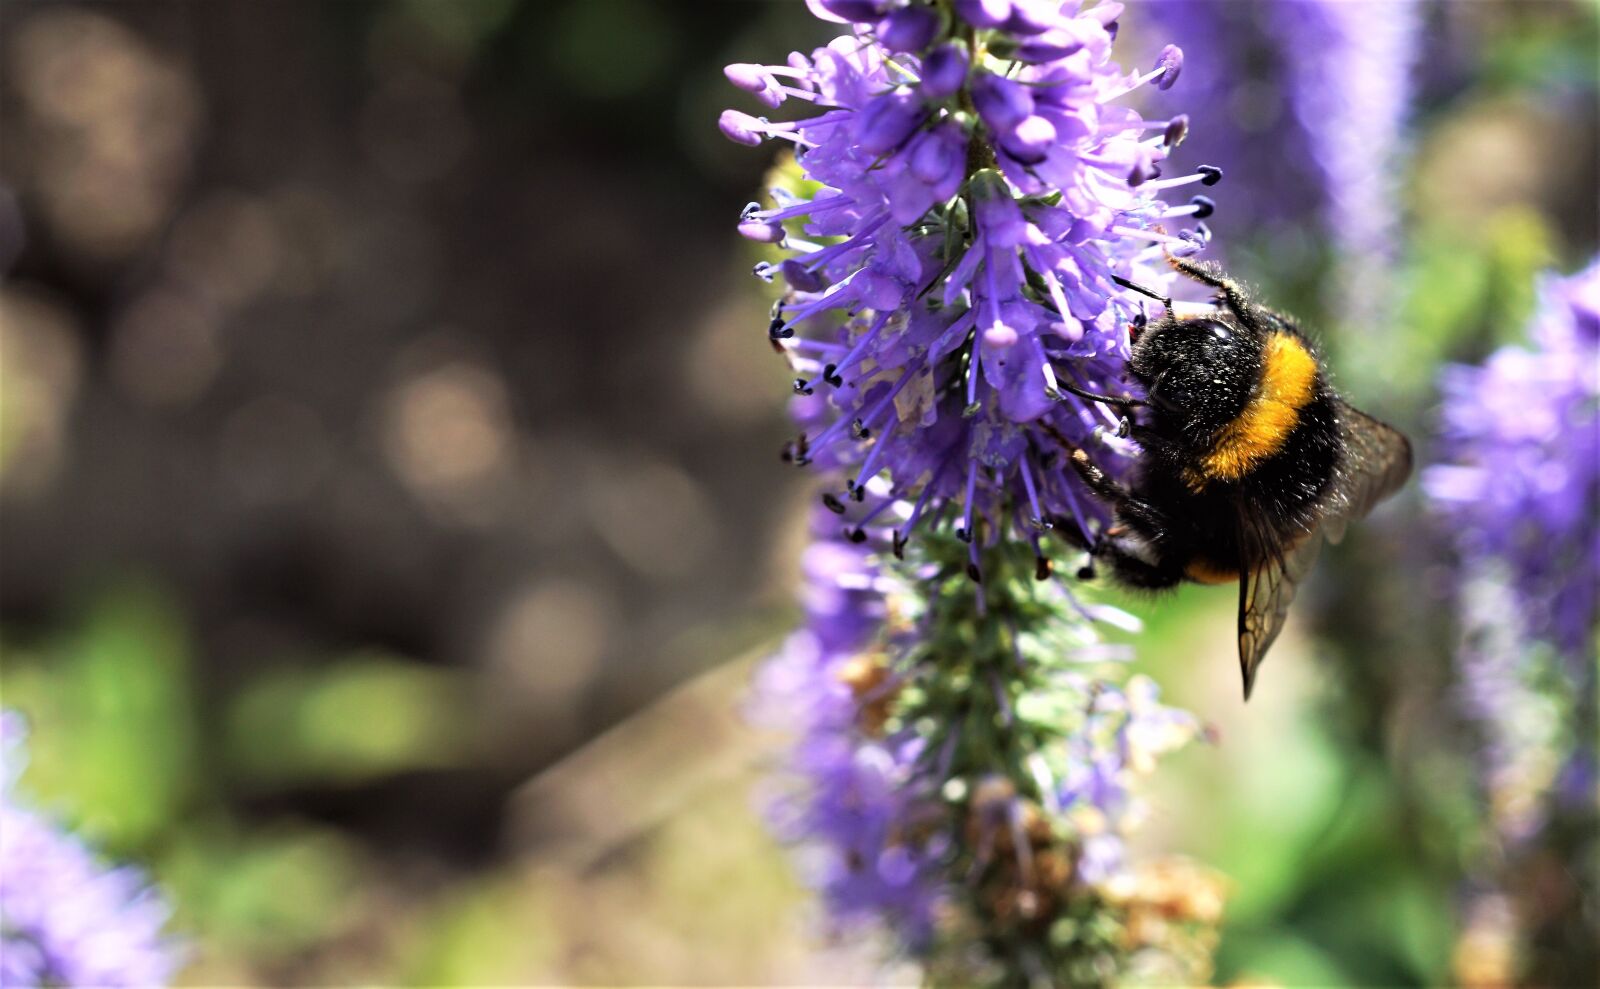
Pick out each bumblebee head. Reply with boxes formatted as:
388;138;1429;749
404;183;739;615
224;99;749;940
1128;312;1264;437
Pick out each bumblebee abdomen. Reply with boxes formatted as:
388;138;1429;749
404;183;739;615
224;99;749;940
1185;332;1320;489
1183;558;1239;585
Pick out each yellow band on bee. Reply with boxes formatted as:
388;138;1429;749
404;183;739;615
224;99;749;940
1184;558;1238;585
1190;333;1317;487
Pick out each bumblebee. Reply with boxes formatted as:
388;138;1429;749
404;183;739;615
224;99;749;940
1053;257;1412;700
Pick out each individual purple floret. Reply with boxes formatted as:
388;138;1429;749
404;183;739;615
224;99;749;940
1;712;185;989
723;1;1216;583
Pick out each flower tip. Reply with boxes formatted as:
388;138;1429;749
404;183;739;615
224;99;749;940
1087;1;1124;27
984;323;1020;348
1155;44;1183;89
876;5;940;53
954;0;1012;29
739;218;786;243
920;43;971;101
719;109;765;146
812;0;887;23
724;63;767;92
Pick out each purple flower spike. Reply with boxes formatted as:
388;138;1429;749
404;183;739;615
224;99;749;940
877;5;940;54
722;0;1211;557
1428;261;1599;980
1429;260;1600;665
729;2;1212;975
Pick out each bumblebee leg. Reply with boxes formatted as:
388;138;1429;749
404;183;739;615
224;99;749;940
1065;450;1175;537
1065;449;1129;502
1079;533;1183;590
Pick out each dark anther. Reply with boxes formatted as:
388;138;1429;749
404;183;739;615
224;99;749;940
1076;563;1096;580
822;492;847;514
823;363;844;387
955;526;972;544
1198;164;1223;186
769;316;792;339
793;378;813;395
780;443;793;463
1035;556;1052;581
1116;416;1132;438
1189;194;1215;219
847;527;867;544
851;482;865;502
752;262;775;282
850;418;870;439
892;531;907;559
1163;115;1189;148
966;562;983;583
740;201;761;221
1195;220;1212;242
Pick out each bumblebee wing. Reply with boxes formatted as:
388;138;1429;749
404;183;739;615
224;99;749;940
1236;511;1323;701
1323;400;1413;544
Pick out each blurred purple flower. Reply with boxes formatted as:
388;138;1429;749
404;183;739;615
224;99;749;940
1267;0;1420;326
1426;261;1600;662
724;1;1217;580
1;712;184;988
1143;0;1420;322
1425;259;1598;907
750;510;943;944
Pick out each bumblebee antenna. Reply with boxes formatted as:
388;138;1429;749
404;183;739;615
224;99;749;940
1111;274;1175;322
1055;381;1147;409
1167;255;1251;318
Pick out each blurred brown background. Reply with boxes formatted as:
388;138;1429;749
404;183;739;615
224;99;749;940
2;0;813;826
0;2;859;982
